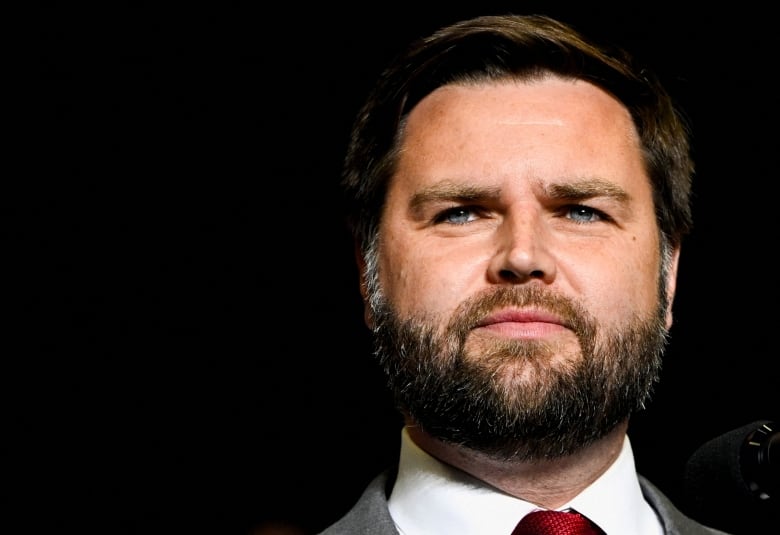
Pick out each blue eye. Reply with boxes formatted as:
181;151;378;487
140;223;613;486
566;205;603;223
435;207;479;225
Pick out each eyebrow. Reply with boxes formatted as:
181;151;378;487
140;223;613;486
408;177;629;212
408;182;502;213
545;178;630;202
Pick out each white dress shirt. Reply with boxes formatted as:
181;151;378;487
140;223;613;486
387;427;664;535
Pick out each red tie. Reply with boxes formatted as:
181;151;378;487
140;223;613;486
512;510;604;535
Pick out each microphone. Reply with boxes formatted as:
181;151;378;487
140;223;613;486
682;420;778;532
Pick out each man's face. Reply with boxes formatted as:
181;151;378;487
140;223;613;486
360;77;680;459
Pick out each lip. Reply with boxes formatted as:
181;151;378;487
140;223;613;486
473;308;570;338
476;308;567;328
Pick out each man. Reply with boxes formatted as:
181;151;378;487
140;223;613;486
321;14;730;534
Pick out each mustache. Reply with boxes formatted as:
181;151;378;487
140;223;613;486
447;285;594;337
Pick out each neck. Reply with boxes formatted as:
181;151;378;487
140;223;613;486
406;421;629;509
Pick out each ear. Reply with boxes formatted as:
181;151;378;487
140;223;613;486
664;245;681;330
354;241;374;329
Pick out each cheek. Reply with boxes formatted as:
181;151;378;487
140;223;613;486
580;244;662;321
378;240;484;319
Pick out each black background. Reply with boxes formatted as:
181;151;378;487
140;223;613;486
22;3;777;534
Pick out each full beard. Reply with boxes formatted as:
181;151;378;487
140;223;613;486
368;284;669;462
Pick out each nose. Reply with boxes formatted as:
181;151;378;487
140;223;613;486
487;212;556;284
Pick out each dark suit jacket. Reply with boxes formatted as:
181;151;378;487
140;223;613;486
319;469;732;534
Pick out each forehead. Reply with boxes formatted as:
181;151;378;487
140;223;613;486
393;77;646;194
402;76;637;149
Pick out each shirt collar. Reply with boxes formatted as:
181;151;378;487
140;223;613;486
387;427;662;535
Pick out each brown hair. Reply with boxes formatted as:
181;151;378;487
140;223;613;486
341;14;693;255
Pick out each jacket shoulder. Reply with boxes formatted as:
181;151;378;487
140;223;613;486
638;475;734;534
318;471;397;535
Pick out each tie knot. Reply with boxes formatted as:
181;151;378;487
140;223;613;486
512;510;604;535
